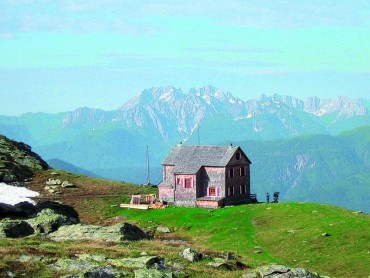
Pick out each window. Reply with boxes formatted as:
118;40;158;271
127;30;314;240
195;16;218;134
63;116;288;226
240;185;247;194
176;178;182;186
176;177;193;188
240;166;245;176
227;186;234;196
209;187;216;196
236;152;241;160
184;178;192;188
228;168;234;178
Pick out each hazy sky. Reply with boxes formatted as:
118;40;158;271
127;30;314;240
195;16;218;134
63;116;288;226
1;1;370;116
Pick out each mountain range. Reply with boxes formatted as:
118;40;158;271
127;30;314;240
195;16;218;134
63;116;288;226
0;86;369;211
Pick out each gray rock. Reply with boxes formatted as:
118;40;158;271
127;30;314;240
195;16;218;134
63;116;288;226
49;222;150;242
156;226;171;233
242;264;330;278
16;255;42;263
84;267;125;278
207;258;231;270
208;257;246;271
62;181;76;188
34;201;80;223
46;178;62;185
179;248;203;262
108;256;164;269
27;208;77;234
76;254;107;262
53;258;100;272
0;219;34;238
134;268;173;278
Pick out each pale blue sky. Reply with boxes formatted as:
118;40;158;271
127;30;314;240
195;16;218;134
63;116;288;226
1;1;370;115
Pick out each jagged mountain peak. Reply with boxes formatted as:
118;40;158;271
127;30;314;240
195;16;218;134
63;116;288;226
120;86;186;110
304;95;367;117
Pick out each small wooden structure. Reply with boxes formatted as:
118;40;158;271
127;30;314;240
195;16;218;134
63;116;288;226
119;203;149;210
120;194;167;210
130;194;156;205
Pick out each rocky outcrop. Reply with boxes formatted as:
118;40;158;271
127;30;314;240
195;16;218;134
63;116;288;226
0;135;48;183
27;208;78;234
49;222;150;242
34;201;79;223
0;201;79;237
242;265;330;278
0;219;34;238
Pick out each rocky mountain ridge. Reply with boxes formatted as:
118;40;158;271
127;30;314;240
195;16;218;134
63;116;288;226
1;86;369;146
60;86;369;143
0;135;48;183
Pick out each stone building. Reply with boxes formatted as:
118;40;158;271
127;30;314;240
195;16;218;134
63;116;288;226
158;144;252;208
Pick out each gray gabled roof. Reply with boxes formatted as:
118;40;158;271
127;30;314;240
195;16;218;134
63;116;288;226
162;144;250;174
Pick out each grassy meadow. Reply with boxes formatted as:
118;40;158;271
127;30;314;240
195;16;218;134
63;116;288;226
0;170;369;277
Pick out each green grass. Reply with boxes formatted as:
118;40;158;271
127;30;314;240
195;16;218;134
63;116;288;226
116;202;369;277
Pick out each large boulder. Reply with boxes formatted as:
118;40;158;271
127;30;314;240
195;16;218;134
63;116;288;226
0;201;36;218
27;208;78;234
0;219;34;238
34;201;80;223
23;201;80;234
242;265;330;278
49;222;150;242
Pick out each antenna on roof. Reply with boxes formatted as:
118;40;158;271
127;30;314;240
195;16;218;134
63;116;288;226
230;143;233;147
197;122;201;145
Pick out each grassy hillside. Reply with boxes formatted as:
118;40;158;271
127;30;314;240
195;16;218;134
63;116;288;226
115;203;369;277
1;170;369;277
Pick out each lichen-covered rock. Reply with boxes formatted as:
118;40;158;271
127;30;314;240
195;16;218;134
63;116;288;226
242;264;330;278
208;257;247;271
49;222;150;242
179;248;203;262
156;226;171;233
46;178;62;185
0;219;34;238
27;208;77;234
34;201;80;223
61;181;76;188
0;135;48;182
108;256;164;269
134;268;173;278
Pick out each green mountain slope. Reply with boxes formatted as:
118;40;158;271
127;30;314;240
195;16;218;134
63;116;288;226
115;203;369;277
238;127;370;212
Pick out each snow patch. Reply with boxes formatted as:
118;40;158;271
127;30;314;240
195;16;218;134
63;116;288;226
0;183;39;205
159;91;174;102
202;95;211;104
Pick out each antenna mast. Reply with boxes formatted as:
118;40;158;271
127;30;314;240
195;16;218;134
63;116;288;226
146;146;150;185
